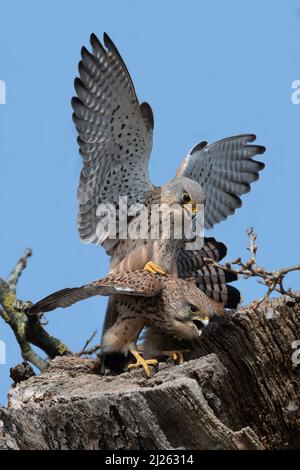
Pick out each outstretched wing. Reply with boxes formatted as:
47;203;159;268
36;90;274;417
72;33;154;246
28;285;102;313
176;134;265;228
28;271;163;314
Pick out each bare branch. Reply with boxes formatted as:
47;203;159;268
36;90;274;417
0;249;70;371
76;330;101;356
77;344;102;357
205;227;300;306
26;315;70;359
18;339;49;371
7;248;32;292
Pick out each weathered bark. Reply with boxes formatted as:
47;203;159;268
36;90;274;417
0;296;299;450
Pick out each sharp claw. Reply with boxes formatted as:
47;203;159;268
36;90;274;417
128;350;158;378
171;352;178;362
160;350;187;365
177;352;185;365
144;261;166;276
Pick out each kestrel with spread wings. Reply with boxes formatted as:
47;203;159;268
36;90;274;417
72;32;265;276
71;32;265;371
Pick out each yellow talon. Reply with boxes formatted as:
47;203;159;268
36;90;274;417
143;261;166;276
128;350;158;378
171;352;178;362
161;350;188;365
177;352;185;365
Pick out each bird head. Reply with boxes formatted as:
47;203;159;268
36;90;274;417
160;278;214;341
160;177;205;219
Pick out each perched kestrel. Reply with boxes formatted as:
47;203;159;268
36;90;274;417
29;270;221;377
29;236;238;376
144;236;240;359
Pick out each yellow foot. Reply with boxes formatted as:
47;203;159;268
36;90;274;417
128;350;158;378
143;261;166;276
161;350;189;365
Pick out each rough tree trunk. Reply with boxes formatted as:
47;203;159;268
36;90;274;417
0;296;299;450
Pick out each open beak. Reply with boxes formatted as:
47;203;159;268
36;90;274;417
193;316;210;336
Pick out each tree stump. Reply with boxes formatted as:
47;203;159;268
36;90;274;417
0;296;299;450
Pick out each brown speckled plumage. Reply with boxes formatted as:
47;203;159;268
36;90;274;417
29;271;219;356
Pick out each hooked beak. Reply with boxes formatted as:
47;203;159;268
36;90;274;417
192;316;210;337
184;202;198;218
191;202;198;217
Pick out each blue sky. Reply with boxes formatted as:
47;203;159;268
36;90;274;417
0;0;300;404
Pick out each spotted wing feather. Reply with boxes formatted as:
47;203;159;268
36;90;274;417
177;134;265;228
29;271;163;314
72;33;154;246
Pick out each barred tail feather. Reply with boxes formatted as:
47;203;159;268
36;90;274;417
177;237;227;276
177;237;241;309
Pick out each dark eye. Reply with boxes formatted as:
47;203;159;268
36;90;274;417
189;304;198;314
182;192;191;204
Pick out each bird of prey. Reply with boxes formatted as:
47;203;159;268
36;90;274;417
144;236;239;360
72;32;265;276
71;32;265;369
29;237;237;376
29;270;222;377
